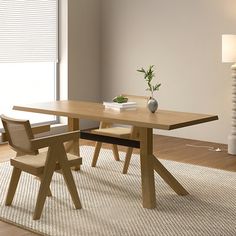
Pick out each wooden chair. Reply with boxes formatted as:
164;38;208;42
1;115;82;220
91;94;148;174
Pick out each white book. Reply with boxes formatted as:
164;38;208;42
104;104;137;109
103;101;137;108
104;106;137;111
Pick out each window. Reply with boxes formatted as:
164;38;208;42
0;0;58;129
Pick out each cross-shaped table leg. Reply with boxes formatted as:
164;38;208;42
139;127;188;209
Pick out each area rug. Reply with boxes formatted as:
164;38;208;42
0;146;235;236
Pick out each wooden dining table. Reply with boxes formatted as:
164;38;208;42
13;100;218;209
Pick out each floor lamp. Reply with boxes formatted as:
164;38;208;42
222;34;236;155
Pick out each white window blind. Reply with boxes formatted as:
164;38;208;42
0;0;58;63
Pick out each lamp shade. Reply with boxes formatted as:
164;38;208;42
222;34;236;63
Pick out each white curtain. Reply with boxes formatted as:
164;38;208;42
0;0;58;63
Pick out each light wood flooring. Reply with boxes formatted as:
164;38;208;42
0;135;235;236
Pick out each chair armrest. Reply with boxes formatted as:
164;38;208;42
31;131;80;149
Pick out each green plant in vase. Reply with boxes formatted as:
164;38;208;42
137;65;161;113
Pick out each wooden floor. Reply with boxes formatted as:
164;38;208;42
0;135;235;236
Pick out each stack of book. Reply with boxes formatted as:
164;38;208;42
103;101;137;111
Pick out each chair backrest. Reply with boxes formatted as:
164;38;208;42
121;94;149;107
1;115;37;155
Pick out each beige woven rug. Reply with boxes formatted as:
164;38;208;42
0;145;235;236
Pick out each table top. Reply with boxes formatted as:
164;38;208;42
13;100;218;130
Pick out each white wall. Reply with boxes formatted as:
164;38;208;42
100;0;236;144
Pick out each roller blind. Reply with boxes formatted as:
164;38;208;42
0;0;58;63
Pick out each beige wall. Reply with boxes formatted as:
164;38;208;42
59;0;68;101
60;0;101;128
68;0;101;102
100;0;236;144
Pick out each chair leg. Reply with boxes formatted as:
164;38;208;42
73;165;81;171
33;147;57;220
92;142;102;167
46;187;52;197
122;147;133;174
5;167;22;206
57;145;82;209
37;176;53;197
112;144;120;161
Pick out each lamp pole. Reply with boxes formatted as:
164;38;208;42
222;34;236;155
228;64;236;154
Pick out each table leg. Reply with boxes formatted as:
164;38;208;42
139;127;156;209
152;155;189;195
65;118;80;170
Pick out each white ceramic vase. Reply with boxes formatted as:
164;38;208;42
147;97;158;113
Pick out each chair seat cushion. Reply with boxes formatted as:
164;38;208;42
11;152;82;175
91;127;131;138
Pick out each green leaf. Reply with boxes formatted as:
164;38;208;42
137;68;145;73
153;83;161;91
137;65;161;95
113;96;128;103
